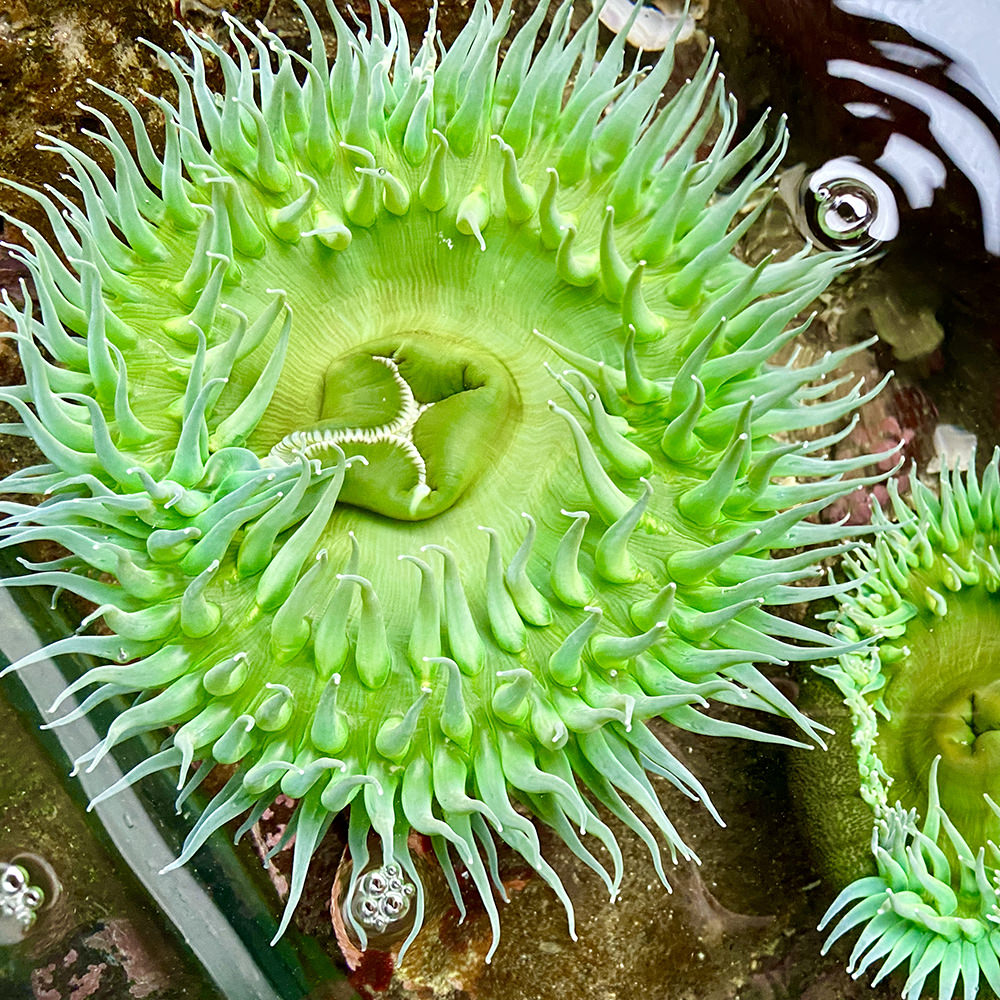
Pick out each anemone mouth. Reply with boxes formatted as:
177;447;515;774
266;335;520;521
932;681;1000;786
877;585;1000;829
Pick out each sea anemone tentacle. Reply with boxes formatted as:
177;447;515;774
820;759;1000;1000
2;0;884;959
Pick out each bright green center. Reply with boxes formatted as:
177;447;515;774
269;336;518;520
881;585;1000;845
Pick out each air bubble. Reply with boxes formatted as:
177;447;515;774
798;157;899;251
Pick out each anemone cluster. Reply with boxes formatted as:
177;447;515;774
1;0;883;961
817;455;1000;1000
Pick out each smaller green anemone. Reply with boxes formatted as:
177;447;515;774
817;452;1000;1000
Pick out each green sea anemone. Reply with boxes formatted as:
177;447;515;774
816;454;1000;1000
0;0;885;960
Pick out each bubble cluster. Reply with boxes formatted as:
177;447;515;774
0;861;45;944
348;862;416;935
